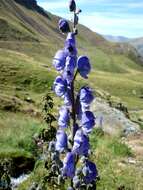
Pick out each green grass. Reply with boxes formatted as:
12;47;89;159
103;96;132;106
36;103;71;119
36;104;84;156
17;128;143;190
0;111;47;158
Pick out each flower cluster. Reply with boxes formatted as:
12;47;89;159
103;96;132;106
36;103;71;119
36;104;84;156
47;1;99;189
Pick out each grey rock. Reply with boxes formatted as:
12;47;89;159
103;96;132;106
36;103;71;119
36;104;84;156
91;98;139;136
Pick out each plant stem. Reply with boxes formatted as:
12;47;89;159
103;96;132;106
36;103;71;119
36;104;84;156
71;78;76;143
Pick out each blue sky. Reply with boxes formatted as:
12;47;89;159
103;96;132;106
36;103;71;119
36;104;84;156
37;0;143;38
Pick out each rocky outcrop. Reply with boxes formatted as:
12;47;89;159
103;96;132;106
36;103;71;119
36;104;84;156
14;0;49;18
92;98;139;136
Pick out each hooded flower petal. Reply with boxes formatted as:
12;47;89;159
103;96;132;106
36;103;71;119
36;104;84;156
58;106;70;128
55;129;68;152
62;152;75;178
77;56;91;78
81;111;95;134
59;19;70;33
72;129;90;156
83;161;98;184
53;76;67;97
69;0;76;12
80;87;94;106
79;87;94;111
53;50;67;71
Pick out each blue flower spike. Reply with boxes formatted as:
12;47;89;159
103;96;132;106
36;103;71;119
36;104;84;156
49;0;99;188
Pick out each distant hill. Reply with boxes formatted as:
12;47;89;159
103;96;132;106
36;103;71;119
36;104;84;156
103;35;130;43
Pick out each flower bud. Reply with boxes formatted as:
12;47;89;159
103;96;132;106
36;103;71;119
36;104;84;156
59;19;70;33
69;0;76;12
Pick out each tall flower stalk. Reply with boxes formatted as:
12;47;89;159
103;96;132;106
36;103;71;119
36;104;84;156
48;1;99;189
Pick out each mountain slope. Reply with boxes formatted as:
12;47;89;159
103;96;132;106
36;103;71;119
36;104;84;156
0;0;143;111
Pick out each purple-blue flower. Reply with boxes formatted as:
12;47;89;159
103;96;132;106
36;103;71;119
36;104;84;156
59;19;70;33
53;76;67;97
62;152;75;178
83;161;98;184
58;106;70;128
79;87;94;111
77;56;91;78
69;0;76;12
65;33;77;56
81;111;95;134
55;129;68;152
53;50;67;71
72;129;90;156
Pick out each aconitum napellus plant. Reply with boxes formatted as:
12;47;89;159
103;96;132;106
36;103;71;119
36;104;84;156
49;0;99;189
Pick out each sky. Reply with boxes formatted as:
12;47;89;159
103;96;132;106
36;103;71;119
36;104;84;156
37;0;143;38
